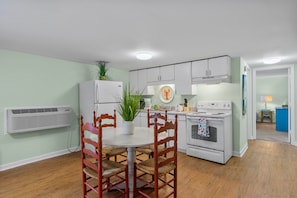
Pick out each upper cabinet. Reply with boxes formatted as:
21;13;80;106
147;65;175;84
192;56;231;83
191;59;208;78
129;70;150;94
175;62;192;95
129;70;138;94
208;56;231;76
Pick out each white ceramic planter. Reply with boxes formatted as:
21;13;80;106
122;121;134;135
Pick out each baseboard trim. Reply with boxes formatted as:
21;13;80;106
232;143;248;157
291;141;297;146
0;146;80;171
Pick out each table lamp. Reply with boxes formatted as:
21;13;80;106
261;95;273;109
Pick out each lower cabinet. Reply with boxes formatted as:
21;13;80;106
276;108;288;132
134;112;147;127
168;113;187;153
135;111;187;153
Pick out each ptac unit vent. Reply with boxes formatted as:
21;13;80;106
6;106;72;134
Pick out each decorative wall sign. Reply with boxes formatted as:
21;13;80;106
159;86;174;103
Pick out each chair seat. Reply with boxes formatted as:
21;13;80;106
136;145;165;155
102;146;126;156
136;145;153;155
84;159;126;178
136;157;176;176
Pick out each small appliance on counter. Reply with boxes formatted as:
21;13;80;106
144;98;152;109
139;99;145;109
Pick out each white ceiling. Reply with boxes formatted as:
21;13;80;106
0;0;296;71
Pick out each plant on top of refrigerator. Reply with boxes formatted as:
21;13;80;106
97;61;108;80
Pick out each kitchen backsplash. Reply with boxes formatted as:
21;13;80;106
144;84;197;111
144;83;236;112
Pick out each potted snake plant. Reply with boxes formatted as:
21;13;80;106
118;85;142;134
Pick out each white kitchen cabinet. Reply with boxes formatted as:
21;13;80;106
129;70;138;94
175;62;192;95
168;113;187;153
147;65;175;84
129;70;150;94
191;59;208;79
134;112;147;127
191;56;231;82
208;56;231;77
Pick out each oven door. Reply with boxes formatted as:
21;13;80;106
187;116;224;151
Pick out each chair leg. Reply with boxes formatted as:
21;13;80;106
125;165;129;198
174;169;177;198
133;162;136;198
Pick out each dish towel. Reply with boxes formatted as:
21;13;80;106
198;118;210;137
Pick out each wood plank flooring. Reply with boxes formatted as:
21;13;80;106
256;122;288;143
1;140;297;198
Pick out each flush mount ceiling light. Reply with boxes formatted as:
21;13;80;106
135;52;153;60
263;57;281;64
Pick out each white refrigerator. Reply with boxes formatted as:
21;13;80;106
79;80;123;126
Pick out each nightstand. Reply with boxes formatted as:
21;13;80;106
260;110;273;123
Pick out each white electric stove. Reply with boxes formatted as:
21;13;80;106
186;101;233;164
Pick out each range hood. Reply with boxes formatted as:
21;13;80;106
192;75;231;84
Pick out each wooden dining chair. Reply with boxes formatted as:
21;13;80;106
135;110;167;162
80;116;129;198
134;114;178;198
93;110;127;163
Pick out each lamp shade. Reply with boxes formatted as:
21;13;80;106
261;95;273;102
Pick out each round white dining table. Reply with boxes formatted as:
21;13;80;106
95;126;166;198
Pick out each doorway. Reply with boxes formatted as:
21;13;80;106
255;69;289;143
248;65;295;145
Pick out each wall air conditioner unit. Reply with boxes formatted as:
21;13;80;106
6;106;72;134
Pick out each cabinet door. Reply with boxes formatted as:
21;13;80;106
160;65;175;81
177;117;187;153
138;70;148;94
175;62;192;95
191;59;208;78
208;56;231;76
147;67;160;82
140;112;147;127
167;114;187;153
133;113;142;127
129;71;138;94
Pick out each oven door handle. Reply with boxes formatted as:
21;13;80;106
187;117;224;122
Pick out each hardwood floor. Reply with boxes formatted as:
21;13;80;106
256;122;288;143
1;140;297;198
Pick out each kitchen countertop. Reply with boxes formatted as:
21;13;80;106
139;109;191;115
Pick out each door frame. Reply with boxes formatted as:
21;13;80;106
248;64;295;144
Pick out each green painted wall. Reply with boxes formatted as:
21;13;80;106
0;49;129;166
256;76;288;122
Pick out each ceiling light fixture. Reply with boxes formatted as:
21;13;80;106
263;57;281;64
135;52;153;60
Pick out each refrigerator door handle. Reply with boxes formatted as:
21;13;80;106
95;83;99;103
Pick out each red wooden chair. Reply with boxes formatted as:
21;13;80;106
134;114;178;197
135;110;167;161
80;116;128;198
93;110;127;163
